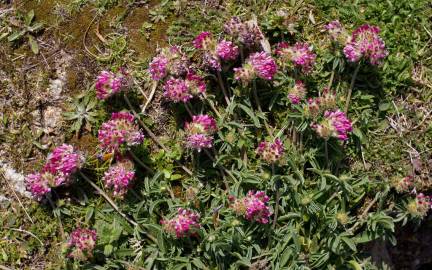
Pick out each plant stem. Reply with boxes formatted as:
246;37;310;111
128;150;154;174
324;140;329;169
344;64;361;113
204;149;236;186
252;80;273;138
326;67;336;94
185;102;194;118
80;171;137;226
124;94;193;176
217;71;230;105
272;164;280;229
79;171;157;243
202;93;222;118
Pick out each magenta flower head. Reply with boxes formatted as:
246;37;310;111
325;20;349;44
44;144;83;178
25;172;51;200
224;17;263;47
185;71;206;95
276;42;316;73
234;52;277;84
288;80;307;104
319;88;337;110
163;78;193;103
185;114;217;152
149;54;169;81
25;144;83;199
313;110;353;141
216;40;239;61
231;191;271;224
408;193;432;218
257;138;284;164
343;24;388;65
302;98;321;119
67;228;97;261
149;46;189;81
102;158;135;198
193;31;213;49
95;70;128;100
98;112;144;154
161;208;200;238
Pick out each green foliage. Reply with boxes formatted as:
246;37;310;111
63;91;106;137
3;0;431;269
2;9;44;54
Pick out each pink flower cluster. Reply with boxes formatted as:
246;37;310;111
149;46;189;81
325;20;349;44
414;193;432;217
185;114;217;151
288;80;307;104
98;112;144;154
257;138;284;164
343;24;388;65
193;32;239;71
276;42;316;73
96;70;128;100
193;31;212;49
231;191;271;224
163;72;206;103
67;228;97;261
302;89;337;118
161;208;200;238
26;144;83;200
216;40;239;61
313;110;353;141
392;175;414;193
234;52;277;84
102;158;135;198
224;17;263;47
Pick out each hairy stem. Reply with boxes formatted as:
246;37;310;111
253;80;273;138
344;64;361;113
202;92;222;118
272;164;280;229
217;71;230;105
79;171;157;243
128;150;154;174
324;140;329;169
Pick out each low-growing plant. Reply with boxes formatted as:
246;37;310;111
15;1;432;269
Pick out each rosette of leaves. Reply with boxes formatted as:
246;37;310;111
6;10;43;54
63;92;106;137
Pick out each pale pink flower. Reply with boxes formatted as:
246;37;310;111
161;208;200;238
184;114;217;152
95;70;128;100
313;110;353;141
102;158;135;198
67;228;97;261
343;24;388;65
288;80;307;104
98;112;144;154
216;40;239;61
231;191;271;224
257;138;284;163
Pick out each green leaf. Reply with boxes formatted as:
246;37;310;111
8;31;26;42
379;102;391;111
104;244;113;256
192;258;207;269
238;104;261;128
348;260;363;270
25;10;35;25
341;237;357;252
28;35;39;54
